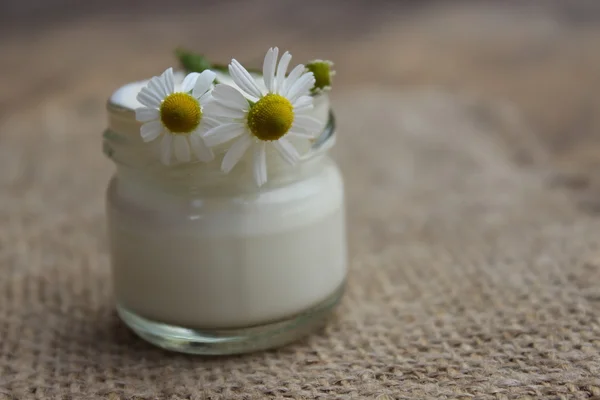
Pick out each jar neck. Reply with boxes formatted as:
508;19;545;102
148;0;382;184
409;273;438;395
104;103;337;196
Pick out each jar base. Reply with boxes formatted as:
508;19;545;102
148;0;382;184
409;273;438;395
116;283;345;355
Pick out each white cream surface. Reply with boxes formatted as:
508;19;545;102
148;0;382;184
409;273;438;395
107;161;346;329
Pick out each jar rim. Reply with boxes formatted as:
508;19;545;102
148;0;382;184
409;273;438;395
105;109;335;160
104;93;336;169
103;71;336;191
104;99;336;193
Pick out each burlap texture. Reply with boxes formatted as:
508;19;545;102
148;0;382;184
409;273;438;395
1;89;599;399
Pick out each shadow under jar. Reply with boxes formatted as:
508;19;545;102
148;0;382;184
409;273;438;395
103;81;347;355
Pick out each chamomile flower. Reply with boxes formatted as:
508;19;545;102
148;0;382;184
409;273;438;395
202;47;321;186
135;67;217;165
306;60;335;94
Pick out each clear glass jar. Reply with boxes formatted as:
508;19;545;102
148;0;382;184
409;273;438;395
103;81;347;355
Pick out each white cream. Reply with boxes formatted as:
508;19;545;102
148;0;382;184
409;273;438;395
106;75;346;330
108;162;346;329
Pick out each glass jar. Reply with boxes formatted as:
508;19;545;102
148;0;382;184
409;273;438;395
103;80;347;355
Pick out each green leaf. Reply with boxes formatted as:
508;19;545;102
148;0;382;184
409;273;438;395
175;48;213;73
175;48;260;77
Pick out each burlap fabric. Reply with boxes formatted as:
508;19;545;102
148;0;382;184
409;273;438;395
1;89;599;399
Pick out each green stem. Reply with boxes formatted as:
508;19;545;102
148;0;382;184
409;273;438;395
176;48;261;75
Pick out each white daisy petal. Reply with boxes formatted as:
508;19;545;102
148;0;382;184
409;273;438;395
136;88;162;108
203;102;246;120
189;133;214;162
159;134;173;165
229;59;263;98
193;70;217;98
292;95;313;111
203;123;246;147
228;63;254;98
294;107;315;117
234;59;264;95
273;137;300;165
229;63;259;99
262;47;278;93
294;103;314;113
287;130;317;139
135;107;159;122
221;133;252;173
140;121;163;142
181;72;200;93
275;51;292;94
253;142;268;186
281;64;305;96
162;67;175;94
287;72;316;103
149;76;168;99
174;136;191;163
211;84;250;110
202;117;221;130
198;91;213;106
293;115;321;133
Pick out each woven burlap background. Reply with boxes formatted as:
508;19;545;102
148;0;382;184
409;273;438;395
1;86;599;399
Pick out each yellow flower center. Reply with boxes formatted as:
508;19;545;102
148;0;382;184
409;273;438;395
159;92;201;134
247;94;294;141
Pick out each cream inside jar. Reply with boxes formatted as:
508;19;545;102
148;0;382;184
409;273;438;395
105;70;347;330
